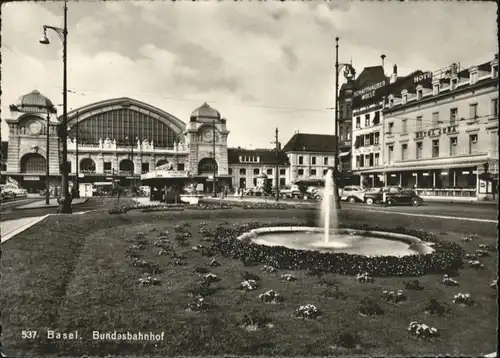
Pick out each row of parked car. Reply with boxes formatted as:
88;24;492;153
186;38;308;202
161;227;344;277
244;184;423;207
0;185;28;201
340;185;424;207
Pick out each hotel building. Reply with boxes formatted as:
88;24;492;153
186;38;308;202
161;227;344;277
381;55;498;201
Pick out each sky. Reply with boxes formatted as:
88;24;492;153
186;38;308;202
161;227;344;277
1;1;497;148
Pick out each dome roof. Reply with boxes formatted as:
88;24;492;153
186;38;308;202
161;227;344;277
14;90;55;114
190;102;221;122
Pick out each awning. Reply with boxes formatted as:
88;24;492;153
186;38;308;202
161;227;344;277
338;151;351;158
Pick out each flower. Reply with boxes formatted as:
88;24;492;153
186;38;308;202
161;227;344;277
262;265;277;273
295;304;320;319
407;321;439;339
203;273;220;284
258;290;283;303
453;292;474;306
356;272;374;283
441;275;459;286
240;280;258;291
280;273;296;281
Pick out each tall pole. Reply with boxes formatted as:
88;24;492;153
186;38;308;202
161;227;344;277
275;128;279;203
130;137;134;194
74;110;80;198
46;110;50;205
212;119;217;197
59;0;71;213
334;37;342;210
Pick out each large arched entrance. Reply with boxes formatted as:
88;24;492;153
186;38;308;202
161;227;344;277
156;159;169;167
20;153;46;173
198;158;218;175
80;158;96;173
120;159;134;174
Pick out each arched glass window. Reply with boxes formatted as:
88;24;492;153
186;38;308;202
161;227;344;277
198;158;218;174
119;159;134;174
80;158;96;173
21;153;46;173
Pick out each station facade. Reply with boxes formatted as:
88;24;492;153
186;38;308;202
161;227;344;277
2;90;339;194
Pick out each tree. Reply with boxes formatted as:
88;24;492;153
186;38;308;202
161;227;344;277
263;180;273;195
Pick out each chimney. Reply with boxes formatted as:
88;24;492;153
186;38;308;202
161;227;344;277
390;64;398;84
381;54;386;72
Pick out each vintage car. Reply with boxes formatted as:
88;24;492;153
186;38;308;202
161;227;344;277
340;185;366;203
363;186;423;207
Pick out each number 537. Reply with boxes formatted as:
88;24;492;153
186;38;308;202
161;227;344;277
21;331;37;339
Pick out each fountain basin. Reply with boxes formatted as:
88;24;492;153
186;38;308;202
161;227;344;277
238;227;434;257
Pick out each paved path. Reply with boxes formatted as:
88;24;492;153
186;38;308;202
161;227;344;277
15;197;88;210
1;215;49;243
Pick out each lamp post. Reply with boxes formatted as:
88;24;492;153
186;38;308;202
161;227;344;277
274;128;280;203
45;110;50;205
40;0;71;213
212;119;217;198
334;37;355;210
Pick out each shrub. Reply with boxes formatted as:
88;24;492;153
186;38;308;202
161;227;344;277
239;280;258;292
281;273;297;282
408;321;439;340
358;298;384;316
441;274;459;286
258;290;284;303
453;293;474;306
335;330;361;349
424;298;450;316
240;310;273;330
186;298;210;312
139;276;160;286
241;271;260;281
187;282;219;298
295;304;321;319
404;280;423;290
382;290;407;303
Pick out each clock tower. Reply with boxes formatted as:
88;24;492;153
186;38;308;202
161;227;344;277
184;103;230;187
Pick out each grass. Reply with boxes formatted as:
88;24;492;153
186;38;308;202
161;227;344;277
0;207;497;357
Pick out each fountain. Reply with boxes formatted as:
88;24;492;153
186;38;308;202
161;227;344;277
321;169;338;245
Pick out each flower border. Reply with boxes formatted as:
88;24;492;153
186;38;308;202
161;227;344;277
212;222;465;277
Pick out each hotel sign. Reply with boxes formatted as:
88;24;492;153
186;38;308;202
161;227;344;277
353;80;387;101
414;72;432;83
141;170;190;180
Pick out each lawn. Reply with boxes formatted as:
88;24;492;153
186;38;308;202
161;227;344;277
1;207;497;357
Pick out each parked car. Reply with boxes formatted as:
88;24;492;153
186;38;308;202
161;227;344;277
363;187;423;206
1;189;16;201
279;185;301;199
340;185;366;203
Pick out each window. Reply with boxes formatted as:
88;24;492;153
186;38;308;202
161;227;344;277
365;134;371;146
388;145;394;163
432;139;440;158
387;122;394;135
359;155;365;168
469;134;478;154
239;168;246;175
449;137;458;156
367;154;372;167
401;143;408;160
279;168;286;175
416;116;423;131
493;65;498;78
469;103;478;119
311;156;316;165
417;89;423;100
104;161;112;171
266;168;273;175
433;84;439;95
356;117;361;128
279;178;286;186
450;108;458;124
365;114;370;127
298;169;304;176
402;94;407;104
298;156;303;165
311;169;317;176
374;132;380;145
323;169;328;175
451;78;458;90
141;162;149;173
346;129;351;140
401;119;407;134
432;112;440;127
323;157;328;165
253;168;260;175
372;111;381;125
228;168;233;175
253;178;257;186
470;71;478;84
416;142;423;159
177;163;185;171
374;153;379;166
492;98;499;118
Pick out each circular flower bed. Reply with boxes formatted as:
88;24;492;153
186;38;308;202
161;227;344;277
295;304;321;319
211;222;465;277
408;321;439;340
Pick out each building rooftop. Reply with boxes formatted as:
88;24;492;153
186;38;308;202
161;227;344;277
282;133;337;153
190;102;221;122
12;90;56;114
227;147;289;165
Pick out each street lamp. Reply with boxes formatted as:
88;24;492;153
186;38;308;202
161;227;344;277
334;37;355;210
212;119;217;198
40;0;71;213
67;110;80;198
45;110;50;205
125;135;138;194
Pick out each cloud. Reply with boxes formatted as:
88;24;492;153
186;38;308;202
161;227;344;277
1;1;497;148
